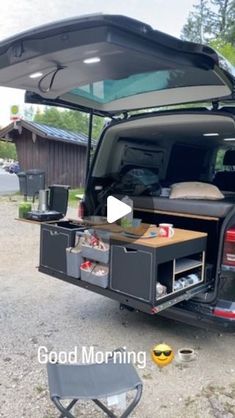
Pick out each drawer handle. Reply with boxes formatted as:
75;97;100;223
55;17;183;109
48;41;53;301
49;230;59;236
123;247;137;253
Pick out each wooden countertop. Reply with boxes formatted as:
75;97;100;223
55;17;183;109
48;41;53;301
134;207;219;221
111;227;207;248
93;223;123;233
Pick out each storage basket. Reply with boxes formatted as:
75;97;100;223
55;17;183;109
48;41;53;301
80;264;109;288
81;244;109;264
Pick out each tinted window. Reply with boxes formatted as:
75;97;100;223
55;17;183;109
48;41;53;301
166;144;207;184
114;167;160;196
71;68;223;104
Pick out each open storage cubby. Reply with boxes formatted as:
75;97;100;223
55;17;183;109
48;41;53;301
157;262;174;294
175;256;203;274
156;251;205;301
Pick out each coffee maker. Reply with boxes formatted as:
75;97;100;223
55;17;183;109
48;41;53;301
26;185;70;221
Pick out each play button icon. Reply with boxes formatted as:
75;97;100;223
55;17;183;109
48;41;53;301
107;196;132;223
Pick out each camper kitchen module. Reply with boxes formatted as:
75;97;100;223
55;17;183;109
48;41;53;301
39;221;209;314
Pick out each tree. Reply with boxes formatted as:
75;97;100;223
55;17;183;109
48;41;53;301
210;0;235;44
215;148;226;171
23;104;35;121
209;38;235;65
0;141;17;159
34;107;105;140
181;0;213;43
181;0;235;45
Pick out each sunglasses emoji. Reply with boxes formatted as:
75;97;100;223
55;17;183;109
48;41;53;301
151;343;174;367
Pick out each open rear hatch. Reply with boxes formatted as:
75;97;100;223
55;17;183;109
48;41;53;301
0;14;234;116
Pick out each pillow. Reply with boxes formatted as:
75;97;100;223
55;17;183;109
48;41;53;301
170;182;224;200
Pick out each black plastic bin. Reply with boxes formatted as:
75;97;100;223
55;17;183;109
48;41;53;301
26;169;45;197
17;172;27;196
17;169;45;198
40;221;85;274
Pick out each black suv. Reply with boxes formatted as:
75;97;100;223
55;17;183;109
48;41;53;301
0;14;234;330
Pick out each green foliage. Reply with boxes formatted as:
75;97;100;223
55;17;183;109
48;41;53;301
0;141;17;159
69;188;84;206
181;0;215;43
209;38;235;65
34;107;104;140
181;0;235;45
210;0;235;44
207;0;235;43
215;148;226;171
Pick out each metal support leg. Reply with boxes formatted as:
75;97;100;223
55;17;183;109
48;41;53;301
120;385;143;418
58;399;78;418
52;397;77;418
93;399;117;418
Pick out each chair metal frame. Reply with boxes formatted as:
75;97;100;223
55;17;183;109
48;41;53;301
51;384;142;418
47;348;143;418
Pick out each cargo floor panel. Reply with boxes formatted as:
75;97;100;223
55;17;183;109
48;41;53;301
131;195;235;219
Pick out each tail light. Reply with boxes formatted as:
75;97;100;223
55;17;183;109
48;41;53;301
222;227;235;267
213;307;235;319
78;200;85;219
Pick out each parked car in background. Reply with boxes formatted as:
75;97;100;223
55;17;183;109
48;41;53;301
8;161;20;174
2;160;13;171
2;160;20;173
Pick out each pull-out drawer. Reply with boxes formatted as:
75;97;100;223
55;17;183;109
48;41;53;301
110;245;153;301
40;221;84;274
110;234;208;311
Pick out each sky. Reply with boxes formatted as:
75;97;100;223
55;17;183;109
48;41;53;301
0;0;196;127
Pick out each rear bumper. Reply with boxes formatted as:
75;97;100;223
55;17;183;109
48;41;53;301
159;299;235;331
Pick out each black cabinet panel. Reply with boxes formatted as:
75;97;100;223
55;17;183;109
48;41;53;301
40;221;84;274
40;229;71;273
110;245;153;301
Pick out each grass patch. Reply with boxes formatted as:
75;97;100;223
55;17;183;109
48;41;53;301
1;188;85;207
69;188;84;205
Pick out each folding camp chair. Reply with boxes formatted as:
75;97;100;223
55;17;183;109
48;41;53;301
47;350;143;418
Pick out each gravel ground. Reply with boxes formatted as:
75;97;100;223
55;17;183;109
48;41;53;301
0;197;235;418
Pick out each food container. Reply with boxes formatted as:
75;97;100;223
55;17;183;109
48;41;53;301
93;229;112;243
132;218;142;227
156;282;167;298
66;247;82;278
186;274;200;285
80;263;109;288
178;277;188;288
18;202;32;218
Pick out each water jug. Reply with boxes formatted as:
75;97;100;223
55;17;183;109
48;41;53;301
120;195;133;227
